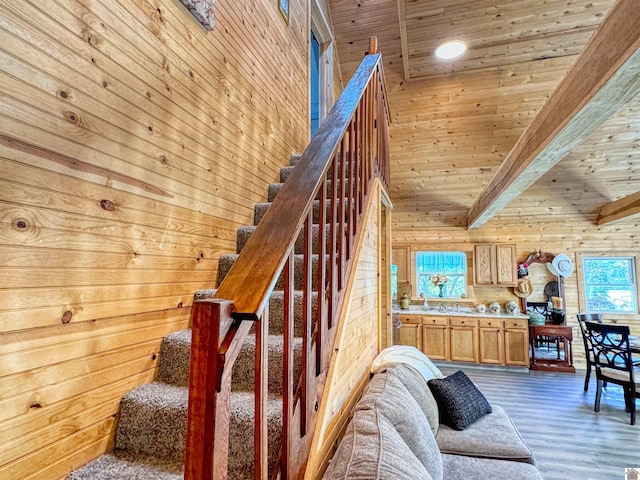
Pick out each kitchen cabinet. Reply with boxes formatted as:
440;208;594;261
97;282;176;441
473;243;517;287
392;247;410;284
421;316;449;360
396;315;421;349
396;313;529;367
478;318;504;364
449;317;478;363
504;319;529;366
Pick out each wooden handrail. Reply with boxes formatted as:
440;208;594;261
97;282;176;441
185;37;390;480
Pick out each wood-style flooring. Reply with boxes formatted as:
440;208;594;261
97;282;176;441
437;364;640;480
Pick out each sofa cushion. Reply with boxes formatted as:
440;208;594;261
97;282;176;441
322;409;433;480
442;453;543;480
428;370;492;430
436;405;536;465
387;363;439;436
357;371;444;480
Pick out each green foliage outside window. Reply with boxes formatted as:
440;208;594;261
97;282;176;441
583;257;638;313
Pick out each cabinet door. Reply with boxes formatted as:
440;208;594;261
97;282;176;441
473;244;495;285
505;327;529;366
422;325;449;360
392;247;410;284
495;244;517;286
397;318;421;349
450;325;477;362
479;327;504;364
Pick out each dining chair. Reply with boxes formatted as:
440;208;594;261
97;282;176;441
576;313;603;391
584;321;640;425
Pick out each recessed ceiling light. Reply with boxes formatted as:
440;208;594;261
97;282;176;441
435;40;467;60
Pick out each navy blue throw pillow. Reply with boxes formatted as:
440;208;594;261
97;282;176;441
427;370;492;430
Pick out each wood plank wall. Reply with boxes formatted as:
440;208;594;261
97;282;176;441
306;183;383;479
0;0;315;477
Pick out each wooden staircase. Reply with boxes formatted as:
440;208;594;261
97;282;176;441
66;37;390;480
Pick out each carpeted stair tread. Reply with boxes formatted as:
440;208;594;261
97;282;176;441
66;452;183;480
115;382;188;461
157;329;191;387
268;290;318;337
237;224;333;255
228;391;283;479
218;254;325;290
232;333;303;395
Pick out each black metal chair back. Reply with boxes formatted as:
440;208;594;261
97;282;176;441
584;321;638;425
576;313;602;391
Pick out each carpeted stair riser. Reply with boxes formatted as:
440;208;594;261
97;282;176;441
107;382;283;478
228;392;283;479
268;290;318;337
268;179;351;203
236;224;334;255
115;382;188;461
218;254;325;291
232;334;303;395
254;198;347;226
157;329;191;387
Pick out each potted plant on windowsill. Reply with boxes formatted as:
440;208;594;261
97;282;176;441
430;273;449;298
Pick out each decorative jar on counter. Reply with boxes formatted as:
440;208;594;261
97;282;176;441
400;293;411;310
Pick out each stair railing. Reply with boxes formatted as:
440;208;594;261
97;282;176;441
185;36;390;480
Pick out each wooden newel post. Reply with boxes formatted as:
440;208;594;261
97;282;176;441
368;36;378;55
185;299;235;480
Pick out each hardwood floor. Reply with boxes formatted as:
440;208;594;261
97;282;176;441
437;364;640;480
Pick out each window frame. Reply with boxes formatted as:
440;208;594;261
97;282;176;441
578;253;639;315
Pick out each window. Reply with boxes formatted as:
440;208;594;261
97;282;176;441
582;256;638;314
391;264;398;298
416;251;467;298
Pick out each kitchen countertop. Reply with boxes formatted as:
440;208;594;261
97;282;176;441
392;306;528;320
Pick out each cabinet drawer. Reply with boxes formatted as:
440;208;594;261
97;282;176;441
479;318;503;329
422;316;448;326
505;319;527;330
450;318;478;327
399;316;421;325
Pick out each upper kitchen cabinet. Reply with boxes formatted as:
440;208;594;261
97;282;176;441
473;244;517;287
392;247;410;284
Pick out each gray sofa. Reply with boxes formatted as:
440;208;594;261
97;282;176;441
323;361;543;479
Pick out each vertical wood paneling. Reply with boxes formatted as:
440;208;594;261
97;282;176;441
0;0;311;477
305;186;382;479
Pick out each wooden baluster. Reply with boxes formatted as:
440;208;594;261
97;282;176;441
352;112;360;227
338;137;347;290
358;100;365;214
185;300;235;480
254;308;268;480
281;252;295;479
328;156;338;329
316;177;327;375
301;210;313;435
346;124;354;259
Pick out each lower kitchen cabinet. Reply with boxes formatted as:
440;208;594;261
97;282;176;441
479;318;504;364
504;319;529;366
396;314;529;367
396;315;422;349
449;318;478;362
421;316;449;360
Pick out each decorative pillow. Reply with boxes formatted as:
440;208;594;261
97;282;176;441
427;370;492;431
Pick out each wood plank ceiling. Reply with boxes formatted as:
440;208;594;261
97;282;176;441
328;0;640;233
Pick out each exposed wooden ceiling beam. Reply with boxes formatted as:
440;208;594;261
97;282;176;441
397;0;410;82
467;0;640;229
597;191;640;226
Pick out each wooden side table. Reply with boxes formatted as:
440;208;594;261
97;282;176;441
529;324;575;373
